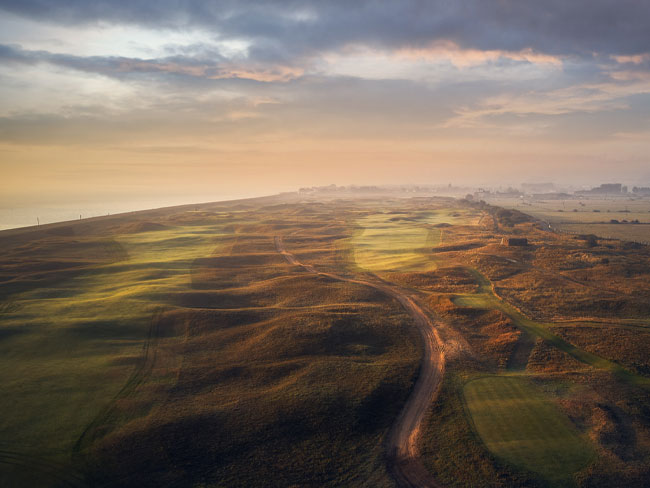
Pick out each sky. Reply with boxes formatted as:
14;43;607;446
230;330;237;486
1;1;650;214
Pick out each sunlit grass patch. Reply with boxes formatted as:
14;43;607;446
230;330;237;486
464;376;594;483
353;221;437;273
350;208;480;274
351;214;437;273
0;221;225;474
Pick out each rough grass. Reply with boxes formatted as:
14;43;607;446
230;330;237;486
464;376;595;484
84;222;421;487
555;223;650;244
554;325;650;376
0;199;426;487
451;269;648;386
2;196;650;487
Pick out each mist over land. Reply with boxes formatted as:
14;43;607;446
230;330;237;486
2;2;650;488
1;1;650;212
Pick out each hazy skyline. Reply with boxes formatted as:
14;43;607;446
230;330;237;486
1;1;650;212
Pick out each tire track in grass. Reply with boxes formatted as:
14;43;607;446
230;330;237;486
0;449;86;487
73;308;164;455
0;307;163;488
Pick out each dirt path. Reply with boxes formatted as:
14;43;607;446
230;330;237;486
274;236;445;487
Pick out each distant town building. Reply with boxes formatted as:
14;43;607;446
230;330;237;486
531;192;571;200
594;183;621;193
522;182;555;193
473;189;492;200
576;183;626;195
495;188;523;198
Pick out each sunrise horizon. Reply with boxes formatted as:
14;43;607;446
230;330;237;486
2;1;650;219
2;3;650;488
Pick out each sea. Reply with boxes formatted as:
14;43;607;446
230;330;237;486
0;194;262;231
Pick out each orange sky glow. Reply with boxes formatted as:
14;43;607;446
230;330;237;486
1;1;649;218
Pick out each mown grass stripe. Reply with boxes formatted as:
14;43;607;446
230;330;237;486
464;376;594;483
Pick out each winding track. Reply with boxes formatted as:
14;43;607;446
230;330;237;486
274;236;445;487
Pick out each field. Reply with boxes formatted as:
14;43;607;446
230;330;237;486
489;196;650;243
1;194;650;487
552;223;650;243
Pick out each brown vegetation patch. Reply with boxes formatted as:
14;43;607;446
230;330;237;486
554;375;650;488
555;325;650;376
526;338;591;374
45;225;76;236
430;296;519;370
387;267;478;293
88;295;420;487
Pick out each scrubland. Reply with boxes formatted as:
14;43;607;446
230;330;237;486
1;194;649;487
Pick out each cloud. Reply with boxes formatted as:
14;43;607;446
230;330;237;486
394;42;562;68
613;53;650;65
1;1;649;61
0;0;649;187
0;43;303;82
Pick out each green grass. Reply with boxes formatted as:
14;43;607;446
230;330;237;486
452;268;649;386
0;222;224;484
420;373;541;487
352;216;438;272
0;202;425;487
464;376;594;484
351;209;476;273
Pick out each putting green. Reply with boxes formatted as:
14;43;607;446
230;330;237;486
352;216;437;272
351;209;480;273
464;376;594;483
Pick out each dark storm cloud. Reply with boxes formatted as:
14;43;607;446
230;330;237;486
1;0;649;59
0;43;287;82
